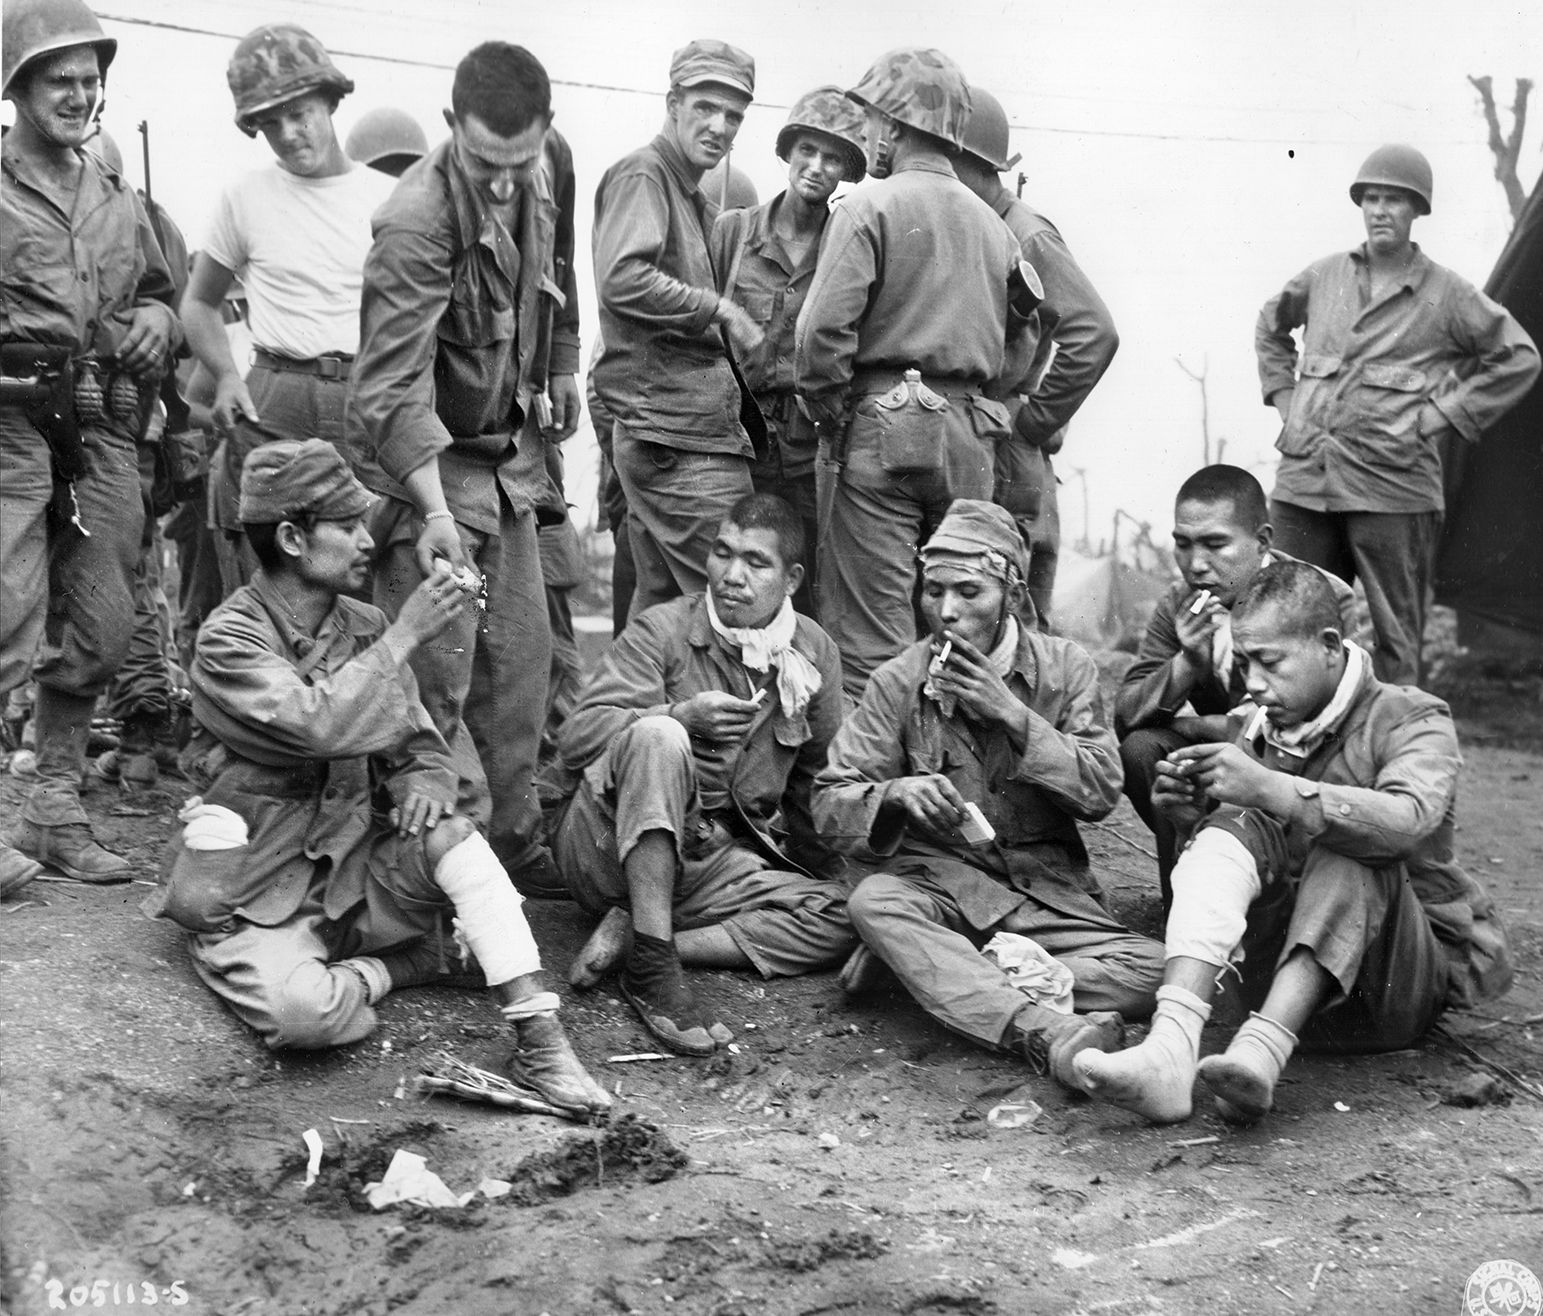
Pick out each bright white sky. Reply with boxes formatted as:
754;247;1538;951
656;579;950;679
32;0;1543;545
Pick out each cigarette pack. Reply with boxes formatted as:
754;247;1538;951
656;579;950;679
958;802;996;846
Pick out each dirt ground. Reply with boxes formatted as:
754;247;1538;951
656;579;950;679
2;646;1540;1316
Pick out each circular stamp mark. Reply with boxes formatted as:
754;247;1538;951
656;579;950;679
1465;1260;1543;1316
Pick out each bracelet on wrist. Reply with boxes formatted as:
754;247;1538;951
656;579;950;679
423;509;455;523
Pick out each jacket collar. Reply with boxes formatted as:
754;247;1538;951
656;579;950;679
651;131;709;202
1349;240;1431;292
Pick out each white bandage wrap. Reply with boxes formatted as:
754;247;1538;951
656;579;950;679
499;992;562;1021
433;832;542;988
1164;827;1262;967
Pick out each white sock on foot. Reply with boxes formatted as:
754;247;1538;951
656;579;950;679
1074;983;1213;1123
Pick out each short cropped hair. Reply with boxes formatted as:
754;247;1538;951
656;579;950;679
1175;464;1269;532
722;493;805;571
242;514;318;572
452;43;550;137
1233;558;1341;641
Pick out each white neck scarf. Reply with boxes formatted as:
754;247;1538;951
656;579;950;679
925;617;1020;717
1246;639;1368;760
706;594;822;719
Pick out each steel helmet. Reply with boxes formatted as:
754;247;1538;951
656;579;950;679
846;47;973;151
961;87;1021;173
2;0;116;101
776;85;867;182
345;106;428;171
700;158;759;211
227;23;353;137
1349;143;1432;215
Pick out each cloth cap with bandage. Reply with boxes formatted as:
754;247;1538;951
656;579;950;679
238;438;374;525
919;499;1026;584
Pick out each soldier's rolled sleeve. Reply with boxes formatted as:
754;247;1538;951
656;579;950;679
353;219;457;484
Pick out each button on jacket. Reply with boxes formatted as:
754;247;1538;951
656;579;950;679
1257;244;1539;515
1232;666;1511;1009
814;627;1122;895
349;132;580;531
558;593;844;877
711;191;819;404
591;133;747;451
159;572;458;930
1;136;179;369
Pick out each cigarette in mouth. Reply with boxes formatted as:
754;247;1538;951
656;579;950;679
1189;590;1214;615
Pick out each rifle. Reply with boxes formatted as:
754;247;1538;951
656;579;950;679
138;119;201;499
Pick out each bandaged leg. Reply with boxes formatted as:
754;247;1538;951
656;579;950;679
432;831;542;989
1162;826;1261;966
1073;984;1211;1123
1199;1012;1298;1123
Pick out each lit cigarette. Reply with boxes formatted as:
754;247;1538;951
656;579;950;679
1189;590;1214;615
931;639;953;672
749;688;766;705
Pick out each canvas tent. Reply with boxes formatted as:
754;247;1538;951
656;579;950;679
1435;165;1543;643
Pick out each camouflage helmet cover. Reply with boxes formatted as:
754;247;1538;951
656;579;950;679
2;0;117;101
227;23;354;136
776;84;867;181
846;47;972;151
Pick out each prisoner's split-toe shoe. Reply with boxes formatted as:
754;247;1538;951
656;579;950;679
508;1013;613;1116
569;906;633;990
619;931;716;1057
9;820;131;884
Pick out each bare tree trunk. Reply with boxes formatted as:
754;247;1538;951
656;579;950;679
1468;74;1532;225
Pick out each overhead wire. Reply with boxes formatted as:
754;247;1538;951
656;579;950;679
97;9;1489;148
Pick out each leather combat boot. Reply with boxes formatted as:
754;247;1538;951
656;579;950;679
1005;1003;1125;1089
7;819;131;884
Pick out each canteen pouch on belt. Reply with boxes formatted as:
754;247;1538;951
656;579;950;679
874;369;949;476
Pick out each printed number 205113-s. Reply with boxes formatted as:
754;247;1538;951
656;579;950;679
45;1279;191;1309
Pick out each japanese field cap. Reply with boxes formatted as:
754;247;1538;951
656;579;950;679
669;38;754;100
238;438;373;524
920;499;1025;584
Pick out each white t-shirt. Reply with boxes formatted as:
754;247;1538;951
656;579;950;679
203;161;394;360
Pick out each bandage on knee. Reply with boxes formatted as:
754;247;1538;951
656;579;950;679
1165;827;1261;968
434;832;542;988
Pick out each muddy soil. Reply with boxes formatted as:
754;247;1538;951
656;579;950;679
1;654;1539;1316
